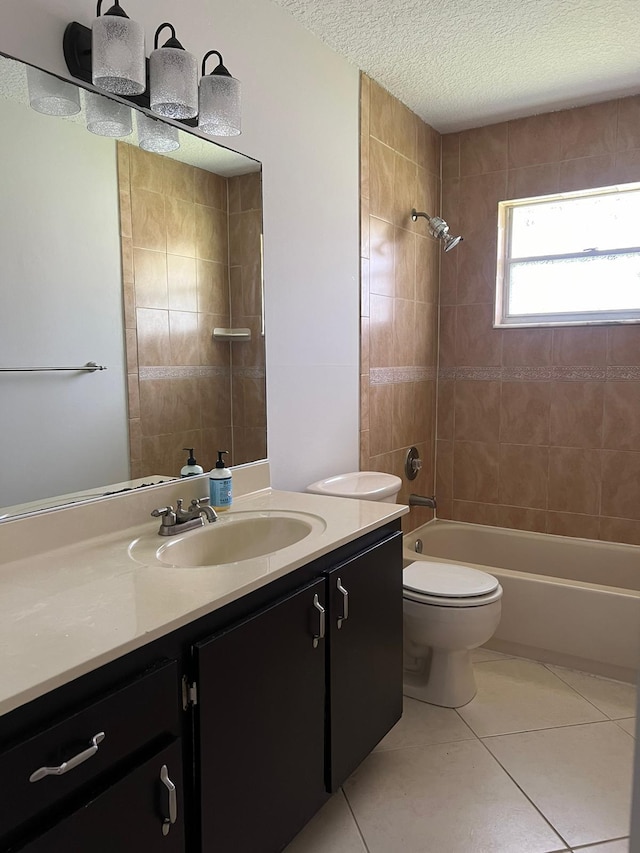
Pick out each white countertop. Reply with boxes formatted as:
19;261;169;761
0;487;406;718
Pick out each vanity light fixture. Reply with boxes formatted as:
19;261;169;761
92;0;146;96
411;209;463;252
85;90;133;137
26;67;82;117
136;111;180;153
198;50;241;137
150;23;198;120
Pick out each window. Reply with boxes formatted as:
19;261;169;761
495;183;640;327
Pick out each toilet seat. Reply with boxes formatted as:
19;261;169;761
403;560;502;608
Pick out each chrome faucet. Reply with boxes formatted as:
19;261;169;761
151;498;218;536
409;494;437;510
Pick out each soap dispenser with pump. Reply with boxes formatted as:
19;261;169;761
181;448;204;478
209;450;232;511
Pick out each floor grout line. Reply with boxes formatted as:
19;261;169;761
477;717;622;741
475;734;572;850
341;787;372;853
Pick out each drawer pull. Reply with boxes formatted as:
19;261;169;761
336;578;349;629
312;594;325;649
160;764;177;836
29;732;105;783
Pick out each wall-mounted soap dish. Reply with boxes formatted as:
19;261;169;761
212;328;252;341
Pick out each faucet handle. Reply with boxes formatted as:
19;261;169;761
151;506;177;526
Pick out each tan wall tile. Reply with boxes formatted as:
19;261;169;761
195;170;227;210
238;173;262;212
129;146;164;193
167;255;197;312
507;113;561;168
549;381;604;449
369;138;395;222
601;450;640;520
452;499;502;526
133;248;168;309
394;153;418;229
599;516;640;546
369;383;394;456
557;101;618;160
546;511;600;540
614;149;640;183
552;326;607;366
438;306;456;367
369;217;395;297
360;375;370;431
197;259;228;315
127;374;140;420
454;380;500;442
497;505;547;533
198;313;230;367
131;188;166;252
393;299;416;367
559;153;616;193
136;308;170;367
125;328;138;373
361;196;370;259
201;373;231;429
460;123;508;176
165;197;196;257
195;205;227;262
607;325;640;365
547;447;601;515
416;235;439;304
442;133;460;179
361;257;370;317
507;163;559;200
435;439;453;504
437;379;454;440
393;100;417;162
169;311;199;366
163;159;195;202
394;227;416;301
369;79;398;149
456;303;502;366
498;443;548;509
369;294;394;368
129;417;141;463
417;121;440;176
502;328;552;366
453;440;499;503
500;381;550;445
414;302;438;368
603;381;640;451
360;317;370;375
616;95;640;151
139;378;175;437
456;220;498;304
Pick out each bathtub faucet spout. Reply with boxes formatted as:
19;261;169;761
409;494;437;510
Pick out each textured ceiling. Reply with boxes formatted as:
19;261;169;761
271;0;640;132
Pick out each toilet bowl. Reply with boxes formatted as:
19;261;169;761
306;471;402;503
403;561;502;708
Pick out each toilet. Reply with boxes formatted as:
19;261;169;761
403;561;502;708
307;471;502;709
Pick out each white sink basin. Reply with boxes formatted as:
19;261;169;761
130;510;326;568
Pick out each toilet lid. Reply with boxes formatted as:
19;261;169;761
403;560;499;598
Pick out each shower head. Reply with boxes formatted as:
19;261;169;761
411;209;463;252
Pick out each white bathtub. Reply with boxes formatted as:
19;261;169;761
403;519;640;683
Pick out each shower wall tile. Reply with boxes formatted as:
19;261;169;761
460;122;508;176
360;73;441;532
436;94;640;545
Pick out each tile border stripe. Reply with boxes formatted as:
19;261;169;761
437;365;640;381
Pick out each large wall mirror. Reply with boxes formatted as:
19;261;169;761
0;55;265;521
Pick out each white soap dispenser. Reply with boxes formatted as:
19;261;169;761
181;448;204;478
209;450;232;511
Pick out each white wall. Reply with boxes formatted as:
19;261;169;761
0;97;129;507
0;0;361;492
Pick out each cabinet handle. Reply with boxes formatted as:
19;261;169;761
312;594;325;648
160;764;178;836
29;732;105;783
336;578;349;629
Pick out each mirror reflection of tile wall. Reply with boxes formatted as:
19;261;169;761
117;143;265;478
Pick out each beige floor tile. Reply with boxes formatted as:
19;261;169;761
571;839;629;851
458;659;607;737
473;647;513;663
546;666;637;720
484;722;634;848
615;718;636;737
343;739;565;853
284;791;367;853
376;696;474;751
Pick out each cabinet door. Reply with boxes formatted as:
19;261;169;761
325;533;403;791
195;577;328;853
14;741;184;853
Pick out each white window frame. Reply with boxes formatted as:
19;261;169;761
495;183;640;328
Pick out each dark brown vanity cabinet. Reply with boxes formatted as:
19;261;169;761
194;530;403;852
195;577;329;853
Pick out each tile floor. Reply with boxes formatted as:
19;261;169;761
285;649;637;853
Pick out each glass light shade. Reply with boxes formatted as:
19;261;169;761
198;75;241;137
92;13;145;96
150;47;198;119
85;92;132;137
137;112;180;152
26;67;81;117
